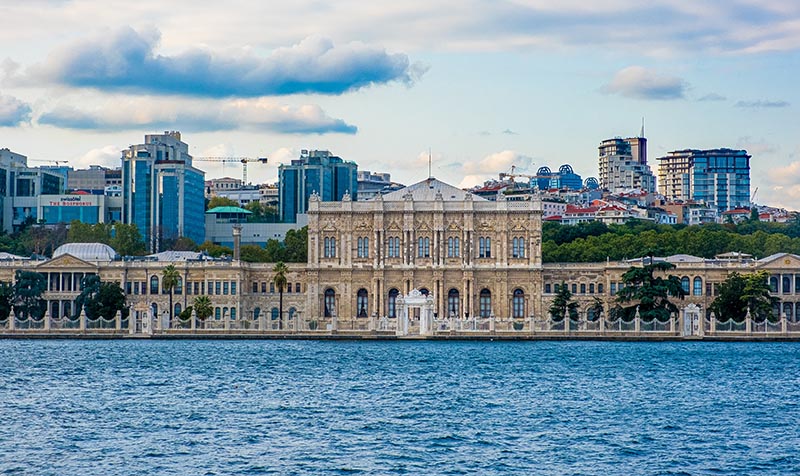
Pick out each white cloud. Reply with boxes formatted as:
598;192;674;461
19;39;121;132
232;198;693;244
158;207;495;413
0;92;32;126
459;150;534;187
37;96;357;134
603;66;686;100
72;145;121;169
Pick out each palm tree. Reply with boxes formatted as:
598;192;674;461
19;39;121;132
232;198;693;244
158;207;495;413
193;295;213;328
162;265;180;324
273;261;288;329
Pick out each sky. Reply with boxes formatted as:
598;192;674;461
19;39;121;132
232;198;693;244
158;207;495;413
1;0;799;208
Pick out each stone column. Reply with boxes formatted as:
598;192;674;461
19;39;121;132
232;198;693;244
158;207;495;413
79;307;87;331
115;310;121;330
43;310;51;331
191;308;197;330
8;308;15;331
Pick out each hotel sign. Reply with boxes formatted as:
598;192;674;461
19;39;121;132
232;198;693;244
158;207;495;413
48;196;95;207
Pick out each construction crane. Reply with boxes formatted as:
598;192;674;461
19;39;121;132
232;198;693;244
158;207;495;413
193;156;268;184
499;165;552;183
751;186;759;206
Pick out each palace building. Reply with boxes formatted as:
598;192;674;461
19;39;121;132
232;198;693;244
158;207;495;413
1;177;800;336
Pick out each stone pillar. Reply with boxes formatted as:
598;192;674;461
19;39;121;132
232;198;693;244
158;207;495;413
489;313;495;333
44;310;51;331
115;310;122;330
191;308;197;330
232;225;242;261
782;313;788;334
79;307;87;331
708;312;716;336
8;308;15;331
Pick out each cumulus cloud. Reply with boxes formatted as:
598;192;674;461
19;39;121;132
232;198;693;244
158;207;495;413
459;150;534;188
734;99;790;108
72;145;121;169
29;26;424;97
37;97;357;134
0;92;32;126
603;66;686;100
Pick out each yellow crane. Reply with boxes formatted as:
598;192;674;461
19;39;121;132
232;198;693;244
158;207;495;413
192;156;268;184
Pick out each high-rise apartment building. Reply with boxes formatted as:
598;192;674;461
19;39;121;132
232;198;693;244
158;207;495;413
121;131;205;251
657;148;750;212
598;137;655;192
278;150;358;223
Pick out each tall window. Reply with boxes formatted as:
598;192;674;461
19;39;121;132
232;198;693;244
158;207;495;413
150;275;159;294
447;289;460;318
324;237;337;258
693;277;703;296
388;288;399;318
783;276;791;294
512;289;525;318
479;289;492;318
681;276;690;294
512;237;525;258
175;277;183;295
479;237;491;258
357;289;368;317
357;237;370;258
324;288;336;317
387;237;400;258
447;237;461;258
418;237;430;258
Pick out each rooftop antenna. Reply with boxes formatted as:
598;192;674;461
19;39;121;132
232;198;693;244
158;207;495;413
640;117;645;138
428;148;432;179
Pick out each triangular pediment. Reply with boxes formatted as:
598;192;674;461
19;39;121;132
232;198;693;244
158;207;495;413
380;177;487;202
37;253;96;269
757;253;800;269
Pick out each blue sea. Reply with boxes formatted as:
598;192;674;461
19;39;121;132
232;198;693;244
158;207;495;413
1;340;799;475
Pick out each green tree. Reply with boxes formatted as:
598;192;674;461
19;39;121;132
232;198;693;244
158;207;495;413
616;260;686;322
162;264;180;323
709;272;748;322
193;295;213;328
549;283;578;321
742;270;780;322
207;196;239;210
0;282;13;320
199;241;233;258
74;274;101;319
12;270;47;320
110;224;147;256
273;261;288;329
244;201;278;222
67;221;112;244
240;244;270;262
170;236;198;251
284;227;308;263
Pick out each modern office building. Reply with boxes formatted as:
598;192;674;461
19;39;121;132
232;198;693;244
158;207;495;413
121;131;206;251
657;149;751;212
278;149;358;223
598;137;655;192
357;171;403;200
0;148;65;232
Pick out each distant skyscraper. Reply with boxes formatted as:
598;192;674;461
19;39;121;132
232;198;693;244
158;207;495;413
278;150;358;223
598;136;655;192
657;148;751;212
121;131;205;251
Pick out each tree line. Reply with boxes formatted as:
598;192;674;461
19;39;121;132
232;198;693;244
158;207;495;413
542;218;800;262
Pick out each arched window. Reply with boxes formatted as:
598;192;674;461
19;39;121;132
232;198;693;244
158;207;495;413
271;307;279;320
769;276;778;293
152;303;158;318
479;288;492;318
783;276;791;294
289;307;296;319
230;308;236;320
512;289;525;318
479;237;492;258
447;237;454;257
174;303;181;317
324;288;336;317
681;276;690;294
693;277;703;296
150;275;159;294
175;277;183;295
388;288;399;318
223;307;228;320
357;288;368;317
295;283;301;293
418;237;430;257
254;307;261;319
214;307;221;320
447;289;460;318
571;283;577;294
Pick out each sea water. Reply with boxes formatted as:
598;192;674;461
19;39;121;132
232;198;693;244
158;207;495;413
1;340;799;475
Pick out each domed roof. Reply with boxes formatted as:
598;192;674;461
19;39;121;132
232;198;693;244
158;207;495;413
53;243;118;262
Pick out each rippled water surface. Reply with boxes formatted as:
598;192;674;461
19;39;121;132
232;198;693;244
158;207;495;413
2;340;799;475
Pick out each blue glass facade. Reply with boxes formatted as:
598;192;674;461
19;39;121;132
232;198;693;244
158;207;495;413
122;132;206;251
279;150;358;223
43;205;99;224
